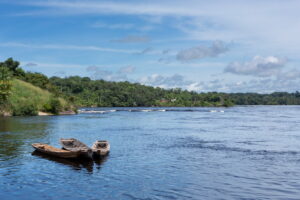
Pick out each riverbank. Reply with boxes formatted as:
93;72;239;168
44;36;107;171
0;79;75;117
1;110;77;116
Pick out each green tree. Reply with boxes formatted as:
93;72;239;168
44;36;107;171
0;65;12;103
25;72;50;89
0;57;25;79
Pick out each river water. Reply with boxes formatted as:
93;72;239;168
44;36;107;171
1;106;300;200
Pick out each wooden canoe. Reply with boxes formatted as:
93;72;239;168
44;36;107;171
60;138;93;159
92;140;110;157
32;143;81;158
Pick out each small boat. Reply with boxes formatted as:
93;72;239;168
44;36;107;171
92;140;110;157
60;138;93;159
32;143;81;158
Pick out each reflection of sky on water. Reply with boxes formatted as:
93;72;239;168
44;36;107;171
1;106;300;199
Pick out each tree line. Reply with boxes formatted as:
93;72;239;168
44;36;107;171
1;58;300;109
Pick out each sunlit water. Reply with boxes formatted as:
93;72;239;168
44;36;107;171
1;106;300;200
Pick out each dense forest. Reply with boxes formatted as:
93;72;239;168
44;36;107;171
1;58;300;115
49;76;234;107
49;76;300;107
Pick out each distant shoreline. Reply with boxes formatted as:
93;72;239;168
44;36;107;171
2;105;299;117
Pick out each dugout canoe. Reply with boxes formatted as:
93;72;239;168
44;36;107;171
60;138;93;159
92;140;110;157
32;143;81;158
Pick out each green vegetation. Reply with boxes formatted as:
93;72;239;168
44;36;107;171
0;60;13;114
228;92;300;105
0;58;73;116
0;65;12;102
49;76;300;107
1;57;300;116
8;79;70;116
49;76;234;107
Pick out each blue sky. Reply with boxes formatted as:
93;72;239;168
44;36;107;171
1;0;300;93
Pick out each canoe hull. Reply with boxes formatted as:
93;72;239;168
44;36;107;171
92;140;110;157
32;143;81;159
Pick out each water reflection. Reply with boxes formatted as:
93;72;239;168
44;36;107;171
2;107;300;199
32;150;108;173
94;155;109;170
0;117;50;161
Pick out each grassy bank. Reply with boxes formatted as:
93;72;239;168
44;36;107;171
1;79;74;116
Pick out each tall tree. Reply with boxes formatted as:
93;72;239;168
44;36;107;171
0;57;25;78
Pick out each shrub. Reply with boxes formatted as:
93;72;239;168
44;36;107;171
42;102;52;112
42;97;62;114
50;98;62;114
12;102;38;116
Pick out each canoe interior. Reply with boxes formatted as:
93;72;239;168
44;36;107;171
60;138;90;151
32;143;80;158
60;138;93;159
32;143;70;153
92;140;110;156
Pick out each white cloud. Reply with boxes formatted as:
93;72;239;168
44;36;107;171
118;66;136;74
12;1;300;50
225;56;287;77
193;78;300;93
8;1;300;53
86;65;136;81
6;0;300;93
139;73;300;93
277;69;300;80
21;60;300;93
0;42;139;54
139;74;197;90
177;41;228;62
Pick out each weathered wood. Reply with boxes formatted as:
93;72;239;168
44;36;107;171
60;138;93;159
92;140;110;157
32;143;81;158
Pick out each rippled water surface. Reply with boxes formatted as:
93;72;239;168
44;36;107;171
1;106;300;200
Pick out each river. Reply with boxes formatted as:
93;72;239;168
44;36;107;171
1;106;300;200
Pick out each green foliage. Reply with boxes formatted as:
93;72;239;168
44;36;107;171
7;79;69;116
49;76;233;107
49;76;300;107
227;92;300;105
1;58;19;72
42;97;62;114
50;98;62;114
0;58;73;116
25;72;50;89
12;101;38;116
0;65;12;103
3;58;300;114
0;58;25;79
